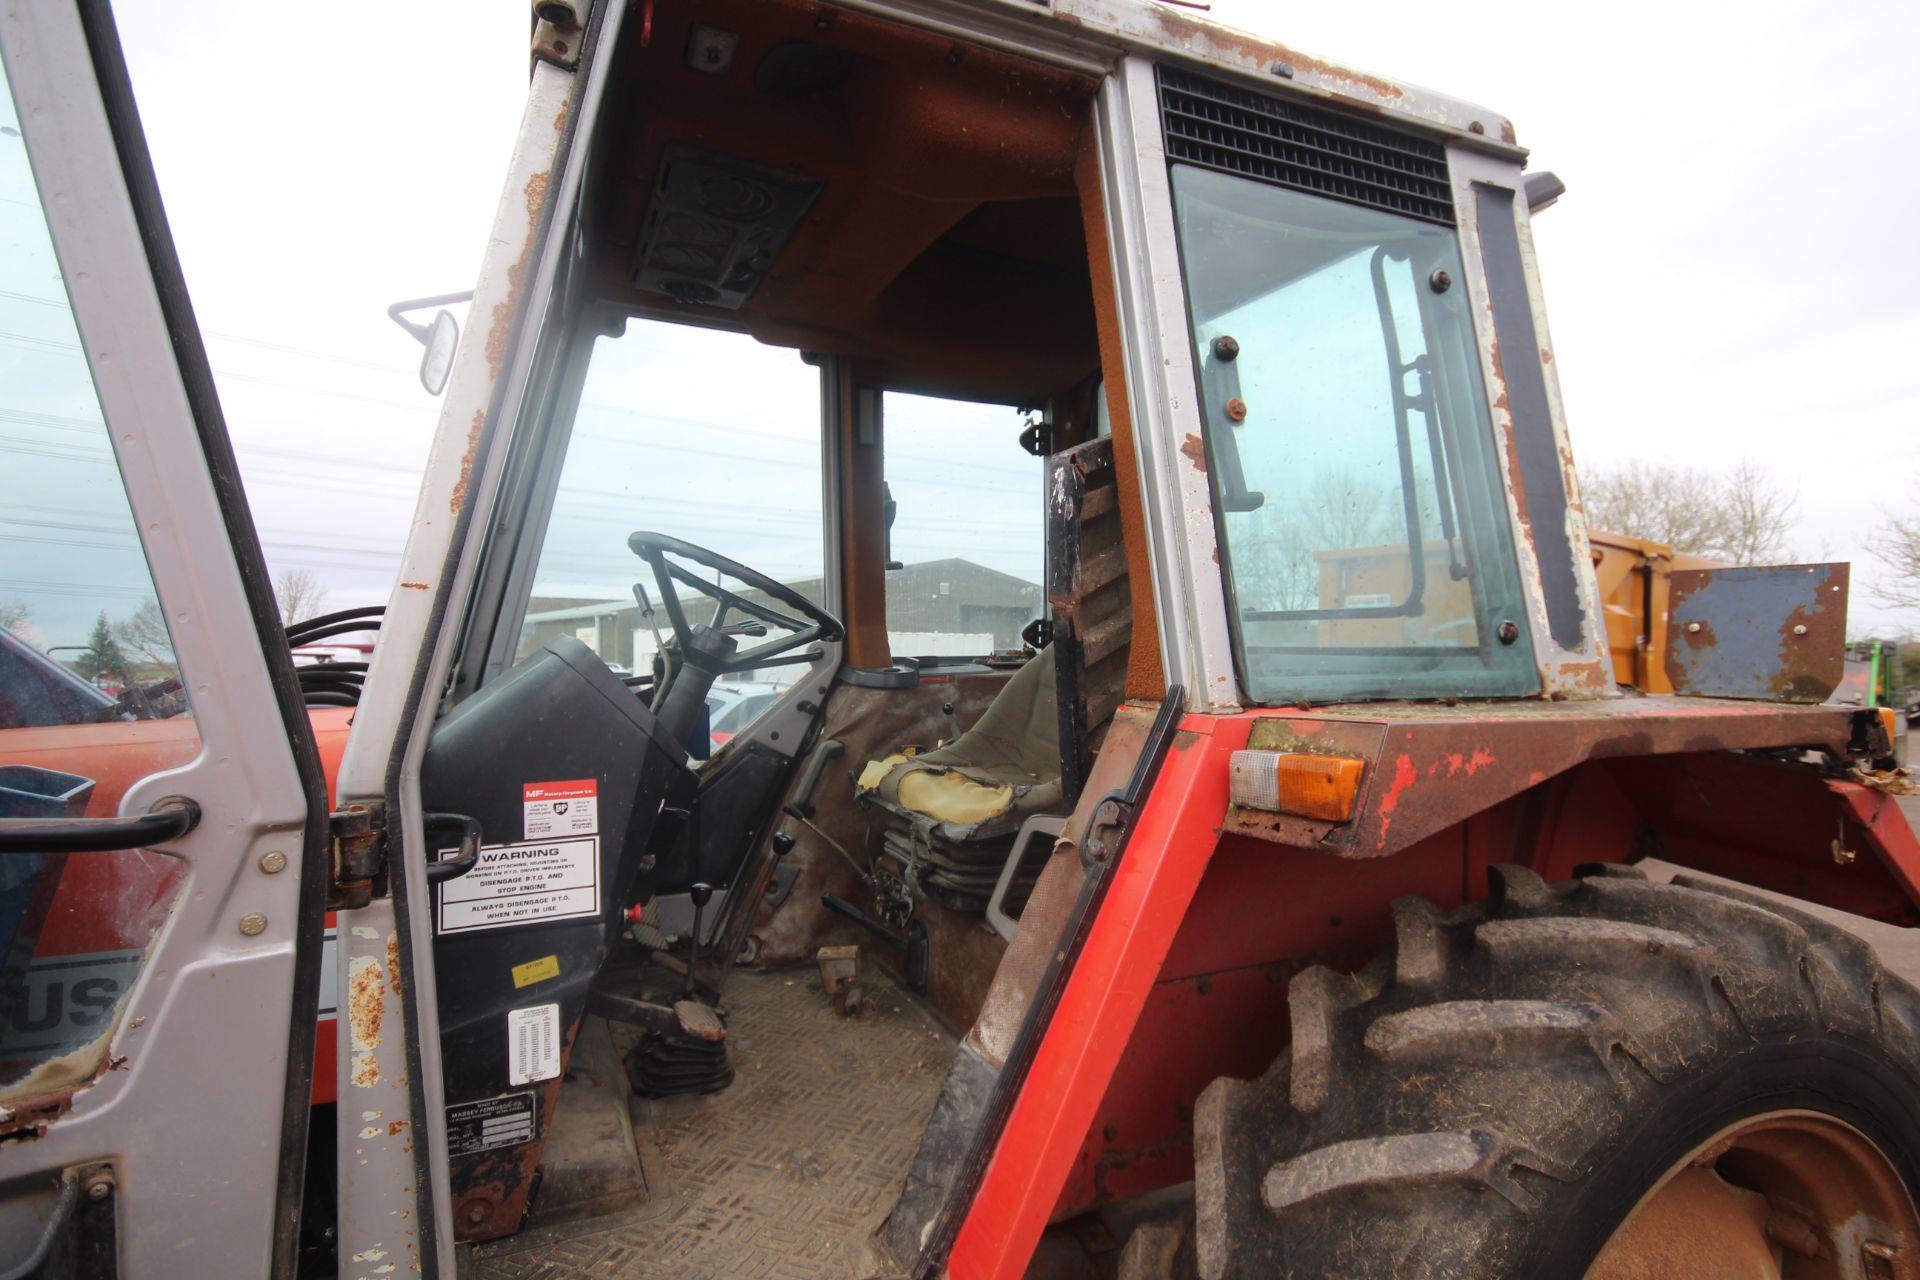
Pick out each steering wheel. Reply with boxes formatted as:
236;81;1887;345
627;531;844;675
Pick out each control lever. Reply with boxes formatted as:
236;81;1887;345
783;803;867;880
941;700;960;744
821;892;929;993
685;882;713;998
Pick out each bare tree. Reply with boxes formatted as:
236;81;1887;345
0;598;28;632
1582;458;1798;563
113;598;176;672
274;568;329;626
1231;470;1403;612
1873;513;1920;612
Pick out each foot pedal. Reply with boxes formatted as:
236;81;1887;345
625;1001;733;1096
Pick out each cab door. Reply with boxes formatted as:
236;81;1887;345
0;3;329;1276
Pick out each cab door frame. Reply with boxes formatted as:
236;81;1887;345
325;2;628;1271
0;2;330;1275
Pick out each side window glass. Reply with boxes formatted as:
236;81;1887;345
516;319;824;748
882;393;1042;660
0;56;195;1101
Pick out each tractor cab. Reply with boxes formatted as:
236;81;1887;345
2;2;1904;1279
352;1;1611;1269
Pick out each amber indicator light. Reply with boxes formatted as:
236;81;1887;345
1229;750;1365;823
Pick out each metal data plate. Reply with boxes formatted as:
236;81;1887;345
1664;563;1848;702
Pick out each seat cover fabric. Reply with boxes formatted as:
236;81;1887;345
856;646;1062;841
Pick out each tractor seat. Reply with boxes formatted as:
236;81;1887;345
853;646;1062;909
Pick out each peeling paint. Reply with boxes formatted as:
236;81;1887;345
1178;433;1207;473
1374;753;1417;846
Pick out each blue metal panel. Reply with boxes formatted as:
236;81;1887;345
1664;563;1848;703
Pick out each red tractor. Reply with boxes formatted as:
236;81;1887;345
1;2;1915;1278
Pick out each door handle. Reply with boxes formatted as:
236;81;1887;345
424;811;483;884
0;795;200;854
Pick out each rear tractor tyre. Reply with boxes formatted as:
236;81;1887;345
1184;865;1920;1279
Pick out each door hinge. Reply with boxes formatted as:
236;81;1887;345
532;0;587;70
329;801;388;910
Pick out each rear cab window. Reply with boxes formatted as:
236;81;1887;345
881;392;1042;664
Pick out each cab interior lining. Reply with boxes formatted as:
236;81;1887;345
588;0;1102;404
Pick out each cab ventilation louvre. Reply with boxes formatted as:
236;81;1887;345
1158;67;1455;226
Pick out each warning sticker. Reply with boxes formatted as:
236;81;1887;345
508;1003;562;1085
523;778;599;839
446;1092;537;1156
436;838;599;934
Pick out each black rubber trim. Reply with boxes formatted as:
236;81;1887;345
0;799;198;854
1474;182;1585;650
72;6;334;1276
910;687;1188;1277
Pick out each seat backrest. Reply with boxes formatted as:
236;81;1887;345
912;642;1059;781
1046;436;1131;803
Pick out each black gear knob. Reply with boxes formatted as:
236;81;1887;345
771;831;796;857
689;882;714;908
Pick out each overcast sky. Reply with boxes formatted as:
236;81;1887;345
94;0;1920;645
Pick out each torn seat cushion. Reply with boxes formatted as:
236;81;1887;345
855;646;1062;843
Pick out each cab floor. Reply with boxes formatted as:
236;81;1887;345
465;966;955;1279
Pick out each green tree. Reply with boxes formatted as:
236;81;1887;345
73;610;133;685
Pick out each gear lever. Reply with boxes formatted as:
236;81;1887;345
685;882;714;998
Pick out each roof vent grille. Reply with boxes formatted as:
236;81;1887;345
1158;67;1455;226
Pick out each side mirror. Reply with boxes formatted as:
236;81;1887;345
420;310;459;396
1523;170;1566;214
387;291;474;396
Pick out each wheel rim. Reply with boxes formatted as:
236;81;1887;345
1588;1110;1920;1279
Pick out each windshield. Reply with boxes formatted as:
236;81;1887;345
1170;164;1538;703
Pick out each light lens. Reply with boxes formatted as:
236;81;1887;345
1229;750;1365;823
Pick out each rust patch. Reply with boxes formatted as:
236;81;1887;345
1540;347;1553;364
1148;10;1407;101
348;954;385;1089
554;99;570;133
1179;433;1208;473
388;1120;408;1137
399;581;429;591
1681;620;1717;651
1540;659;1614;699
386;932;404;996
448;409;485;516
1500;120;1518;145
485;170;552;382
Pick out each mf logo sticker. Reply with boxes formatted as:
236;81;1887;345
523;778;598;839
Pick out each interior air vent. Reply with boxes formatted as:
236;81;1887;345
1158;67;1455;226
632;149;823;310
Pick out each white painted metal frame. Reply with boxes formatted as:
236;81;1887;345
330;4;626;1273
0;4;311;1274
1447;147;1613;696
1099;56;1245;711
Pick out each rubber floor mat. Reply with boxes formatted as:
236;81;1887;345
465;966;955;1279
